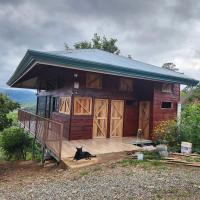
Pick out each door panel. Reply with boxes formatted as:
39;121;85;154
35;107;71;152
93;99;108;138
110;100;124;137
139;101;150;139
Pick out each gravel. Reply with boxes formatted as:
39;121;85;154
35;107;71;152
1;161;200;200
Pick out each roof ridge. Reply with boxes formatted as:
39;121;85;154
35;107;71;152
45;48;187;77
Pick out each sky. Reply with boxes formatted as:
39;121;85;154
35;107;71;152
0;0;200;88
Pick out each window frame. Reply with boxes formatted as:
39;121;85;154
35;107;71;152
161;101;173;109
162;83;173;93
119;78;133;92
59;96;71;115
86;72;102;89
74;96;92;115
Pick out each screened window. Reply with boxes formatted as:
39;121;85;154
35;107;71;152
119;78;133;91
50;97;58;112
86;73;102;89
37;96;46;117
161;102;172;109
162;83;173;93
74;97;92;115
59;97;71;114
45;96;51;118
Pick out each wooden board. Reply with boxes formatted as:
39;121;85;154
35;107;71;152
139;101;150;139
59;97;71;114
110;100;124;137
74;96;92;115
93;99;108;138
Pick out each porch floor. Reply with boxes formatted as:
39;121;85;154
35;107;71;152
61;137;151;159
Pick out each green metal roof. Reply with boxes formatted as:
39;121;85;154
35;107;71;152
7;49;199;86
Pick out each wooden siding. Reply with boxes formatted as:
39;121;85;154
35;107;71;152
152;83;180;131
36;67;180;140
70;116;93;140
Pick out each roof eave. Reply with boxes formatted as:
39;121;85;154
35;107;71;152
7;50;199;87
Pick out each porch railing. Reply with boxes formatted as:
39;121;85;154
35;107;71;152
18;109;64;161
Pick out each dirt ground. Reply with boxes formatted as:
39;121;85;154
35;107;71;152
1;159;200;200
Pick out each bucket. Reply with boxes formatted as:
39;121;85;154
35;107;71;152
181;142;192;154
136;152;144;160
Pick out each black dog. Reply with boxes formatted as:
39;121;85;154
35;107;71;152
73;147;96;160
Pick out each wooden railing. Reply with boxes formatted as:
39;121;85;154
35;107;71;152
18;109;64;160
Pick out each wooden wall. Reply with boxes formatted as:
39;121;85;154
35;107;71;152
36;66;180;140
152;83;180;130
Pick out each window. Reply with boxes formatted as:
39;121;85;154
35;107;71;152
37;96;46;117
161;102;172;109
125;100;137;106
86;73;102;89
162;83;173;93
74;97;92;115
50;97;58;112
59;97;71;114
45;96;51;118
119;78;133;91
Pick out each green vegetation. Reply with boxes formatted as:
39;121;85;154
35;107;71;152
152;102;200;153
0;127;31;160
65;33;120;55
162;62;179;72
180;103;200;152
119;151;166;170
79;170;90;177
181;84;200;104
152;120;180;147
0;93;19;131
0;87;36;106
0;94;41;161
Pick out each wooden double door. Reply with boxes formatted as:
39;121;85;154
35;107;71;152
93;99;124;138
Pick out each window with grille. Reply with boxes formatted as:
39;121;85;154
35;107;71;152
162;83;173;93
74;96;92;115
119;78;133;91
86;73;102;89
59;97;71;114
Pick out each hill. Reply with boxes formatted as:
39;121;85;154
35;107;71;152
0;87;36;106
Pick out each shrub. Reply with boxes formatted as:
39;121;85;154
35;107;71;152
0;127;31;160
180;103;200;152
152;120;180;147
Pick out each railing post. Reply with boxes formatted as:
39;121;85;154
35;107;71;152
35;116;38;138
24;111;26;128
29;113;31;131
59;124;64;160
43;120;48;145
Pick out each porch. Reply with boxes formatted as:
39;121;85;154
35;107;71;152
61;137;150;159
18;109;151;164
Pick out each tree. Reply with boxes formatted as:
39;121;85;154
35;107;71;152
0;93;20;131
181;84;200;104
180;103;200;152
65;33;120;54
162;62;179;72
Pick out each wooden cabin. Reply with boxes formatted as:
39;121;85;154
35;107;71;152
7;49;198;161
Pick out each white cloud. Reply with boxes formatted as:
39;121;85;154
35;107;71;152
0;0;199;88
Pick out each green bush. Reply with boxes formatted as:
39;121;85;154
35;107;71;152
180;103;200;152
0;127;32;160
152;120;180;147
